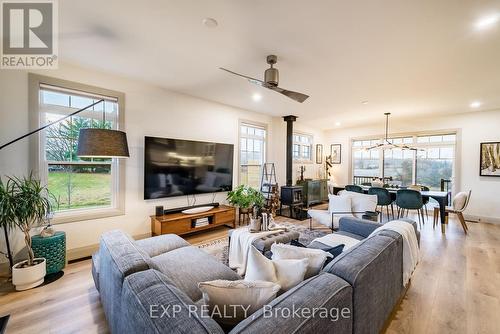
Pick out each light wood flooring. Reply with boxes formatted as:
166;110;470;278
0;215;499;333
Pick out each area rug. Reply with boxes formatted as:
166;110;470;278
196;222;328;266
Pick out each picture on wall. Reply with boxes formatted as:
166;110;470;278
316;144;323;164
330;144;341;164
480;142;500;177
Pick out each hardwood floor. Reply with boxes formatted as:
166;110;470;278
1;215;499;333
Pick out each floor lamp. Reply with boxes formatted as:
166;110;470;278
0;99;129;269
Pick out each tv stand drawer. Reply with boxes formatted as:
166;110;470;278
216;210;235;224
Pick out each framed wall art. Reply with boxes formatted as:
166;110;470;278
330;144;341;164
480;142;500;177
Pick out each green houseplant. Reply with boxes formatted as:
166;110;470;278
1;174;54;290
0;178;16;269
227;185;265;219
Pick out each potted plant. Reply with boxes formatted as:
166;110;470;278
0;178;15;269
227;184;265;215
2;174;53;290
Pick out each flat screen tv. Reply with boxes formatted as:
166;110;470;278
144;136;234;199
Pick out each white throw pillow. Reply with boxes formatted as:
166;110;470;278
198;279;280;326
341;191;378;218
270;243;332;278
245;245;277;283
245;246;308;291
328;194;353;217
312;233;361;251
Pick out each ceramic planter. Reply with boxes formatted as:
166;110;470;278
12;258;46;291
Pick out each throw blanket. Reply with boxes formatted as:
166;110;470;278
369;220;420;286
311;233;361;250
229;227;284;276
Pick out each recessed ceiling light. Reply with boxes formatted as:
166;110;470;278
252;93;262;102
474;14;499;30
335;122;341;127
361;100;369;105
202;17;218;28
470;101;481;108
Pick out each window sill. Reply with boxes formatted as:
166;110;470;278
51;207;125;224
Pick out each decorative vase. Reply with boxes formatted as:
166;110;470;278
261;213;268;231
12;258;46;291
249;217;261;232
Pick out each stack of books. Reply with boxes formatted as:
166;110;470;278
193;217;210;228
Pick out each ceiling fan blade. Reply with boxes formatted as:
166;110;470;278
267;85;309;103
219;68;265;86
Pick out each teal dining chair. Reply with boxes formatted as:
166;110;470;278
345;184;363;193
396;189;425;228
368;187;394;221
408;184;430;223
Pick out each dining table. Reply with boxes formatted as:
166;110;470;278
332;185;451;233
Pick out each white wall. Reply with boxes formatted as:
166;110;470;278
270;118;327;186
324;110;500;222
0;63;324;262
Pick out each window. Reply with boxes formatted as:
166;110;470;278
31;75;125;223
384;148;414;186
239;123;266;188
352;140;380;177
416;135;455;190
293;133;313;162
351;133;456;190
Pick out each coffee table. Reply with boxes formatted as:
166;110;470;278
228;229;300;257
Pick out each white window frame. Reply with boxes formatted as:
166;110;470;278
29;74;126;224
293;132;314;163
349;129;460;193
238;120;268;187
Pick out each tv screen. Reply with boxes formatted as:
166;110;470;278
144;136;234;199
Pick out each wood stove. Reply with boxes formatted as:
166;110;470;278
280;186;303;219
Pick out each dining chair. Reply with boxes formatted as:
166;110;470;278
368;187;394;221
396;189;425;228
433;190;471;234
408;184;431;223
345;184;363;193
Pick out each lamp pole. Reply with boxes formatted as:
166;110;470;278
0;99;104;271
0;99;104;151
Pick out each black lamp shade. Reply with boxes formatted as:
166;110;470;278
77;128;129;158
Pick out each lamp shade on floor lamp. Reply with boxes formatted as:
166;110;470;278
77;128;129;158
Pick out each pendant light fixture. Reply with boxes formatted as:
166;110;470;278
365;113;417;151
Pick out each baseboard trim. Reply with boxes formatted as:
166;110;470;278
464;214;500;224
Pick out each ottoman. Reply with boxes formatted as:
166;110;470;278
229;229;300;258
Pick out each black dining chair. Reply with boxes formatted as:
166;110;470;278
368;187;394;221
345;185;363;193
396;189;425;228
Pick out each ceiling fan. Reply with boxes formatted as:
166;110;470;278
220;55;309;103
365;113;419;151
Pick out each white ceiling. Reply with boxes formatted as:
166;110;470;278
59;0;500;129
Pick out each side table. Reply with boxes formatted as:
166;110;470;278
32;231;66;276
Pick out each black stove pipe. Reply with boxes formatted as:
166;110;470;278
283;115;297;186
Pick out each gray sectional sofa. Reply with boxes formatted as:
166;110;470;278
92;217;418;334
